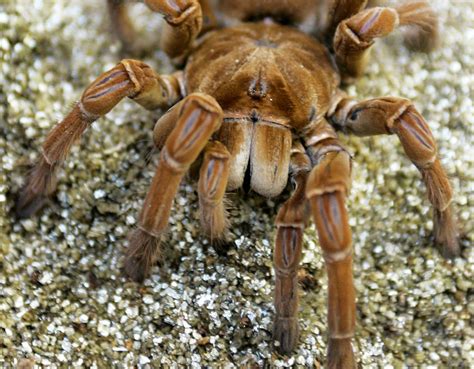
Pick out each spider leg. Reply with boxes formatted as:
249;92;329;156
304;132;355;369
108;0;210;58
147;0;204;58
197;0;219;33
16;59;182;218
330;95;459;258
198;141;231;243
107;0;142;55
124;93;223;282
272;141;311;354
321;0;367;44
333;0;438;80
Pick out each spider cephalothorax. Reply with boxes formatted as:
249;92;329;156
16;1;458;367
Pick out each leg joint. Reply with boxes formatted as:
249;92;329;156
160;147;190;175
181;93;223;117
162;94;223;170
344;7;399;43
77;101;100;123
392;104;437;168
323;247;353;264
121;59;177;110
137;225;162;239
306;150;352;199
120;59;145;95
330;332;354;339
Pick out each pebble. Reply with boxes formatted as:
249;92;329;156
38;272;53;285
98;320;111;337
14;295;24;308
126;306;139;318
93;189;106;199
143;295;154;304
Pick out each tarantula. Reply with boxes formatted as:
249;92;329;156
16;0;459;367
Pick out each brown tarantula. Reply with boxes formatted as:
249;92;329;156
16;1;459;367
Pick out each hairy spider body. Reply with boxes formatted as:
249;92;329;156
186;23;338;196
16;1;459;367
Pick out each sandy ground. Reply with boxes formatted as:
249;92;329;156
0;0;473;368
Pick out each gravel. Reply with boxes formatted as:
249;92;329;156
1;0;473;367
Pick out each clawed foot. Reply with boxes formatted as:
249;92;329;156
327;338;356;369
124;228;162;283
16;191;50;219
15;159;57;219
208;237;233;256
433;206;460;259
273;317;300;355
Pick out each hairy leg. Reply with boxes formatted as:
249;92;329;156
107;0;207;57
273;141;311;354
396;1;439;52
330;95;459;257
124;93;223;282
198;141;231;243
333;0;438;80
16;59;182;218
322;0;368;44
305;137;356;369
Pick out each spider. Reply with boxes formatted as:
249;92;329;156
16;1;460;367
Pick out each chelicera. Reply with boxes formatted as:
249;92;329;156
16;1;460;367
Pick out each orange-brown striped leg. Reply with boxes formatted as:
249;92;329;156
322;0;367;44
16;59;183;218
124;93;223;282
330;96;459;257
198;141;231;243
145;0;203;58
273;141;311;354
107;0;207;57
306;147;355;369
334;1;438;80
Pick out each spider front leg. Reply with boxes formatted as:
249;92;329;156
305;144;356;369
322;0;367;43
334;0;438;80
16;59;182;218
125;93;223;282
146;0;204;57
273;141;311;354
330;96;459;257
